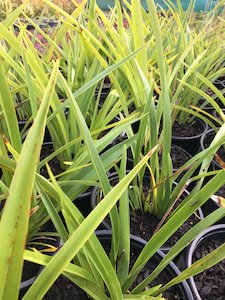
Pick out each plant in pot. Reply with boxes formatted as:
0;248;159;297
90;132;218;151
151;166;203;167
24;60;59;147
90;0;224;243
17;1;225;299
19;166;225;299
0;13;150;298
0;36;182;298
171;67;225;152
62;0;225;155
22;3;134;161
0;10;125;179
0;15;77;164
18;62;225;299
0;56;62;299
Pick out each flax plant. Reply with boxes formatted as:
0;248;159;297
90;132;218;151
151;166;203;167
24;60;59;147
14;59;225;299
34;2;225;299
2;104;225;300
18;66;225;300
76;0;225;216
1;1;225;299
21;170;225;299
16;1;134;160
0;2;144;218
0;56;60;300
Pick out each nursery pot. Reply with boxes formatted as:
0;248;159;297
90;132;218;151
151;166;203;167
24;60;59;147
200;128;225;170
73;188;93;217
95;77;112;103
197;99;215;114
201;192;225;224
91;173;204;247
18;120;55;143
19;231;62;298
196;130;225;221
213;78;225;90
19;267;38;294
19;262;43;299
172;118;208;155
213;108;225;125
40;142;64;178
126;144;192;172
96;230;194;300
187;224;225;300
38;274;89;299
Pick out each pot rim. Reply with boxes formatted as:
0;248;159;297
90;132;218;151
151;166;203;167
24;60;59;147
200;128;224;169
95;229;194;300
20;232;63;290
91;173;204;230
172;117;208;140
187;224;225;300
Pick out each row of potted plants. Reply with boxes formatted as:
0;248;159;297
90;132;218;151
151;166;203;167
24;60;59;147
0;0;225;299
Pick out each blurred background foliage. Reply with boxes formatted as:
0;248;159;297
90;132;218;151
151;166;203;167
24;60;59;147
0;0;79;18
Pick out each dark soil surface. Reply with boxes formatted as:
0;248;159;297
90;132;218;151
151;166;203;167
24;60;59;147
130;207;201;247
130;247;186;299
126;144;192;170
21;261;40;282
42;242;186;300
192;237;225;300
96;176;201;247
43;276;89;299
172;119;204;138
40;143;63;178
165;144;192;170
99;236;187;299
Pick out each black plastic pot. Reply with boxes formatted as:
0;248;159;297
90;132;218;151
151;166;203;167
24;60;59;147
187;225;225;300
125;144;192;176
20;269;37;293
200;189;225;224
96;230;194;299
185;128;225;222
73;188;93;217
213;108;225;125
19;233;62;299
213;78;225;90
172;118;208;155
197;99;215;114
18;120;53;143
200;128;225;170
95;78;112;104
91;173;204;242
